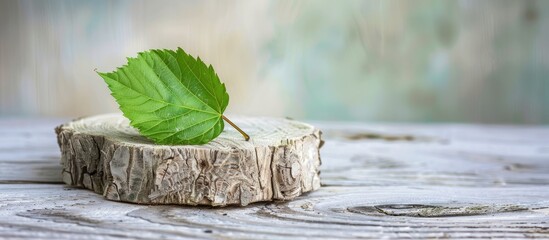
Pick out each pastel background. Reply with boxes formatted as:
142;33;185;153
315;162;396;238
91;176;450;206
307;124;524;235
1;0;548;123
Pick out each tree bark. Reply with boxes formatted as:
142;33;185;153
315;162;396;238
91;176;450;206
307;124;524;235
55;114;322;206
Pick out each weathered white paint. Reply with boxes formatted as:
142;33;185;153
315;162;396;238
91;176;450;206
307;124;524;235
1;118;549;239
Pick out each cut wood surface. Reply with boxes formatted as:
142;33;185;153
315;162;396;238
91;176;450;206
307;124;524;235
55;114;322;206
1;118;549;239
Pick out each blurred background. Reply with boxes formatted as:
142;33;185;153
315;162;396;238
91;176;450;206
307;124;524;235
0;0;548;124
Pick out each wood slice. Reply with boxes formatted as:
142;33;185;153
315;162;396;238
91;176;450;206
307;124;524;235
55;114;322;206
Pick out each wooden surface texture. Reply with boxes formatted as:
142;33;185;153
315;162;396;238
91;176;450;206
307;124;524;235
56;114;322;206
1;118;548;239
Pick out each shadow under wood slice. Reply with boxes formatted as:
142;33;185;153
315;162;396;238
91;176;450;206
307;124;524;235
55;114;322;207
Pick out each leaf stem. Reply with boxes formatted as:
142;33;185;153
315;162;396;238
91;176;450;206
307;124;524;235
222;115;250;141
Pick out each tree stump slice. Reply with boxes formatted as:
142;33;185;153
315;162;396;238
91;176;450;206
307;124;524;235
55;114;322;206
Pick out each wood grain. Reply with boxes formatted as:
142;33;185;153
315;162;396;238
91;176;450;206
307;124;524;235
1;118;549;239
0;118;64;184
55;114;322;206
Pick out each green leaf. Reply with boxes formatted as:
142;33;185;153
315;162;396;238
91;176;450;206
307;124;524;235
97;48;231;145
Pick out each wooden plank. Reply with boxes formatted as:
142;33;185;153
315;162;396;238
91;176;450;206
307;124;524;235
0;118;548;238
0;184;548;239
0;118;65;183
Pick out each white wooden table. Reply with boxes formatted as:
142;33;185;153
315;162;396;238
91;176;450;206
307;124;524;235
1;118;548;239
